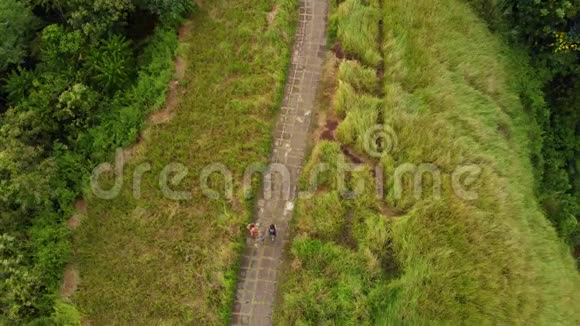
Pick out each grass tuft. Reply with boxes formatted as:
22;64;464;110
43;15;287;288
335;0;381;67
337;60;378;94
335;95;382;154
300;140;343;191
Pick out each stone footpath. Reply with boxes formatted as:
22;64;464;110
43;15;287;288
230;1;328;325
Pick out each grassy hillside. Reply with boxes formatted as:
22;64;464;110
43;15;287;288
276;0;580;324
72;1;296;324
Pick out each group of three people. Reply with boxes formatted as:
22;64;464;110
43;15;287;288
247;223;277;247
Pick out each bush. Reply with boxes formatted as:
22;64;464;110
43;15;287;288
29;215;72;290
0;233;42;322
86;35;135;94
2;67;35;105
51;299;81;325
38;25;84;73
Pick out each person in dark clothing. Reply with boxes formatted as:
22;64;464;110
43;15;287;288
268;224;277;242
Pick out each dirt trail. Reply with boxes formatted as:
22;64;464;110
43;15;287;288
147;21;191;126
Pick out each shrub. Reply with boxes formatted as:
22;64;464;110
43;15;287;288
2;67;35;106
64;0;134;38
0;233;42;322
51;299;81;325
56;84;100;135
39;25;84;73
86;35;135;94
29;214;71;289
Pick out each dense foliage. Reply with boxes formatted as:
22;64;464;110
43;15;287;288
0;0;192;322
468;0;580;260
0;0;38;71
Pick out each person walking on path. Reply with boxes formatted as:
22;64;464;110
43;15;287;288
247;223;258;241
248;223;265;247
268;224;277;242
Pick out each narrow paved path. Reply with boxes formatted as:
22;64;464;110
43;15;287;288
231;1;328;325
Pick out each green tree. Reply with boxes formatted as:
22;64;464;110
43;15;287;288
86;34;134;93
510;0;579;52
2;67;35;105
65;0;134;37
56;83;100;137
0;137;55;231
0;0;38;71
135;0;193;25
28;0;134;37
0;234;42;321
39;24;83;73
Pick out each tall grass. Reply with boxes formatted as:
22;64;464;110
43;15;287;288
333;80;383;151
277;237;379;325
300;140;342;191
335;95;382;154
278;0;580;324
376;0;579;323
294;191;347;242
73;1;297;324
334;0;381;67
337;60;378;94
